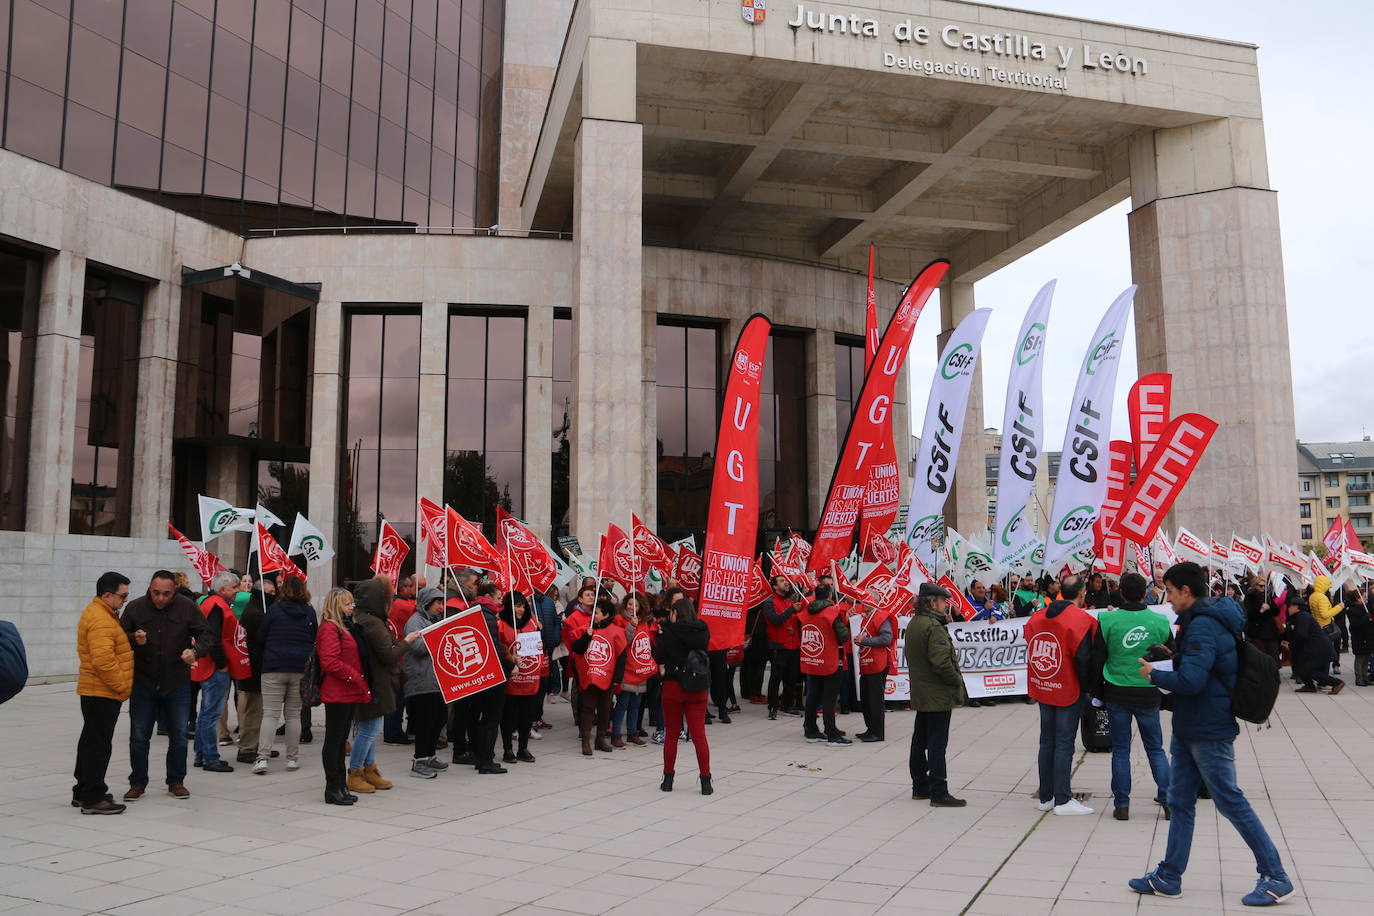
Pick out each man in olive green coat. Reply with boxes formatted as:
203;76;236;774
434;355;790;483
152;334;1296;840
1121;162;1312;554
906;582;968;807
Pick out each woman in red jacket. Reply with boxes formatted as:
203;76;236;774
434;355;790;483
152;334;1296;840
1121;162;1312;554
498;591;544;764
316;588;372;805
572;599;627;756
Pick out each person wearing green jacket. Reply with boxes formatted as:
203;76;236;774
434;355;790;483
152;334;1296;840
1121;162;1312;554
905;582;967;808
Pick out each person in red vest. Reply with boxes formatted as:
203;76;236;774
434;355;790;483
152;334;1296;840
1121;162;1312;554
561;584;597;730
498;591;543;764
763;576;803;720
191;572;252;773
855;597;897;742
572;599;627;756
613;593;656;747
1025;575;1098;815
799;585;852;747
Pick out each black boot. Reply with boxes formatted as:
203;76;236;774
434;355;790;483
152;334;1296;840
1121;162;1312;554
767;708;777;720
700;775;713;796
660;772;674;792
324;785;355;806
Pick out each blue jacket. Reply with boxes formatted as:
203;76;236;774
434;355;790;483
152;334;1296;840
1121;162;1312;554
257;600;318;674
1149;596;1241;741
0;621;27;704
534;594;561;651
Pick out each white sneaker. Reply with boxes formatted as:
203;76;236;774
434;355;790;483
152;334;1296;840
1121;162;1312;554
1053;799;1095;816
528;729;542;740
252;759;268;775
1036;799;1054;812
285;758;300;771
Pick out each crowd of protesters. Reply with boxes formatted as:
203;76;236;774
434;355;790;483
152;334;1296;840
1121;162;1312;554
60;549;1365;907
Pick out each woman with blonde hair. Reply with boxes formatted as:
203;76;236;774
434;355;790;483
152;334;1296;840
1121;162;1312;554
316;588;371;805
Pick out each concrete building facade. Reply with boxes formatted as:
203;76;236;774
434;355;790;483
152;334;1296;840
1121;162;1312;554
0;0;1297;678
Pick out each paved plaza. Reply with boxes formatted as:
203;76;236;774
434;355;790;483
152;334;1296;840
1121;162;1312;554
1;682;1371;916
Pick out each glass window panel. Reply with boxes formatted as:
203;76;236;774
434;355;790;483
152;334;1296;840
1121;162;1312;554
284;67;321;136
344;376;380;450
170;5;213;85
484;380;522;450
686;326;716;389
686;387;716;458
437;0;460;50
380;377;419;447
119;50;167;137
445;378;483;449
253;0;289;61
163;74;208;154
206;93;247;170
408;80;433;140
410;32;435;87
382;9;409;66
322;27;353;92
62;102;114;184
249;48;286;120
405;131;430;193
553;317;571;382
403;186;427;226
457;60;479;115
160;141;203;194
345;164;374;218
377;449;417;521
288;11;323;79
551;379;570;436
211;28;251;101
434;49;458;103
429;149;454;202
382;314;420;376
456;109;477;165
244;112;281;184
351;49;381;107
343;99;375;161
485;450;521;515
7;78;63;166
655;325;684;387
656;387;685;458
432;97;456;153
9;0;66;92
315;144;345;212
73;0;123;36
377;120;404;179
325;0;355;38
204;159;241;198
448;314;483;378
486;316;522;380
354;0;383;55
413;0;438;33
113;121;161;188
460;9;480;60
349;314;383;377
67;26;120;114
280;129;315;200
835;344;851;403
376;175;402;222
125;0;172;63
380;63;407;123
228;331;260;436
346;446;378;522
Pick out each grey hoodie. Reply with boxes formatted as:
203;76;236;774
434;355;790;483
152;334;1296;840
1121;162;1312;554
402;597;446;698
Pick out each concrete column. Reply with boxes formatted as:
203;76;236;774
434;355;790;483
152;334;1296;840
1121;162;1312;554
937;277;987;536
26;250;85;533
130;279;181;539
569;38;641;543
416;300;447;580
805;328;837;529
307;300;343;595
524;304;554;538
1128;118;1296;539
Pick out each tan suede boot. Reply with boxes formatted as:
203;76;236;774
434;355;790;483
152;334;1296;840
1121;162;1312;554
362;764;392;789
346;768;376;793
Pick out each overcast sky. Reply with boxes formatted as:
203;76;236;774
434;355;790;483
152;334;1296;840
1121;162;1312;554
906;0;1374;449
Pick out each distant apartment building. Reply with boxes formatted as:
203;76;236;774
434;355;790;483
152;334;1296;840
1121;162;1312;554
1298;441;1374;550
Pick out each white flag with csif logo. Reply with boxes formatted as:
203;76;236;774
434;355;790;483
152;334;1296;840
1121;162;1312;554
1043;286;1136;572
905;307;993;569
287;513;335;567
992;280;1054;569
197;494;256;541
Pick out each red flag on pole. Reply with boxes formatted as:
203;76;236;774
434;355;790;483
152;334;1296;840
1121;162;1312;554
632;514;675;580
675;545;703;599
418;497;447;568
598;523;645;593
1323;516;1347;553
420;609;507;703
168;522;227;586
830;560;863;604
1128;373;1173;472
371;520;409;585
939;575;976;621
257;523;303;578
1112;414;1220;545
699;315;772;650
1344;519;1363;551
495;506;557;594
446;507;499;570
864;243;878;373
814;260;948;571
746;559;774;608
1093;441;1134;575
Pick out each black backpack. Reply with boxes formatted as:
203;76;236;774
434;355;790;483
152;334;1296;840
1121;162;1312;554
678;648;711;692
1225;633;1280;725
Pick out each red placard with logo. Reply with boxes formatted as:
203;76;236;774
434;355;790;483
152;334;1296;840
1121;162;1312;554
598;524;646;593
370;520;409;585
1092;441;1133;575
1112;413;1219;545
421;609;507;703
675;545;703;599
699;315;772;650
496;506;557;594
447;507;499;570
814;260;947;572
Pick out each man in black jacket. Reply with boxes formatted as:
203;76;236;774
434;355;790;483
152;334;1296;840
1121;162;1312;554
120;571;212;800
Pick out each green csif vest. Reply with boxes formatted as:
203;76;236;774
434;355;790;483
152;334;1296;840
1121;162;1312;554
1098;607;1173;688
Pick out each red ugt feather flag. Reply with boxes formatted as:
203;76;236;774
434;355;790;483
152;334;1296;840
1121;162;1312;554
168;522;227;585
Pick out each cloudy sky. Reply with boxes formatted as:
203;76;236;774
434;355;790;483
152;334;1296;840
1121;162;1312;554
906;0;1374;447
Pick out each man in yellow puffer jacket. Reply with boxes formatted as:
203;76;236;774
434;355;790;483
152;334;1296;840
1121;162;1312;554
74;572;135;815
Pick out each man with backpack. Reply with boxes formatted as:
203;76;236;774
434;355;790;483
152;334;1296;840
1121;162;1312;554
1131;561;1293;908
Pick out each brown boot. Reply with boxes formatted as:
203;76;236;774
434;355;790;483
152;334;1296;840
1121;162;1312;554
346;768;376;793
611;733;626;748
595;736;614;753
581;733;593;757
627;734;647;746
362;764;393;789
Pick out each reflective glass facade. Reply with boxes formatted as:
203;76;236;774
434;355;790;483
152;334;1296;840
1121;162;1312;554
0;0;502;234
834;336;864;435
760;332;808;541
655;320;720;542
0;245;37;531
551;309;570;537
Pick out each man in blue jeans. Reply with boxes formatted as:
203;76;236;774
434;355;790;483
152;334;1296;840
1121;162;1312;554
1134;561;1295;908
120;571;212;799
1090;571;1173;821
193;572;242;773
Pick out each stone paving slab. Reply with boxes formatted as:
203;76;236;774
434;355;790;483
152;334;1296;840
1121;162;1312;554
2;679;1372;915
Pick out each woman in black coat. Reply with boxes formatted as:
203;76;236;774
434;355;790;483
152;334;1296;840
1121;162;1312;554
1342;588;1374;686
1243;586;1282;666
1284;596;1342;693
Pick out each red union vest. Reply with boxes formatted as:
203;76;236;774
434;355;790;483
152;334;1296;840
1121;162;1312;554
799;604;841;676
575;625;627;691
857;607;897;675
191;595;252;682
498;617;545;696
625;622;657;685
764;596;801;649
1024;604;1097;706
